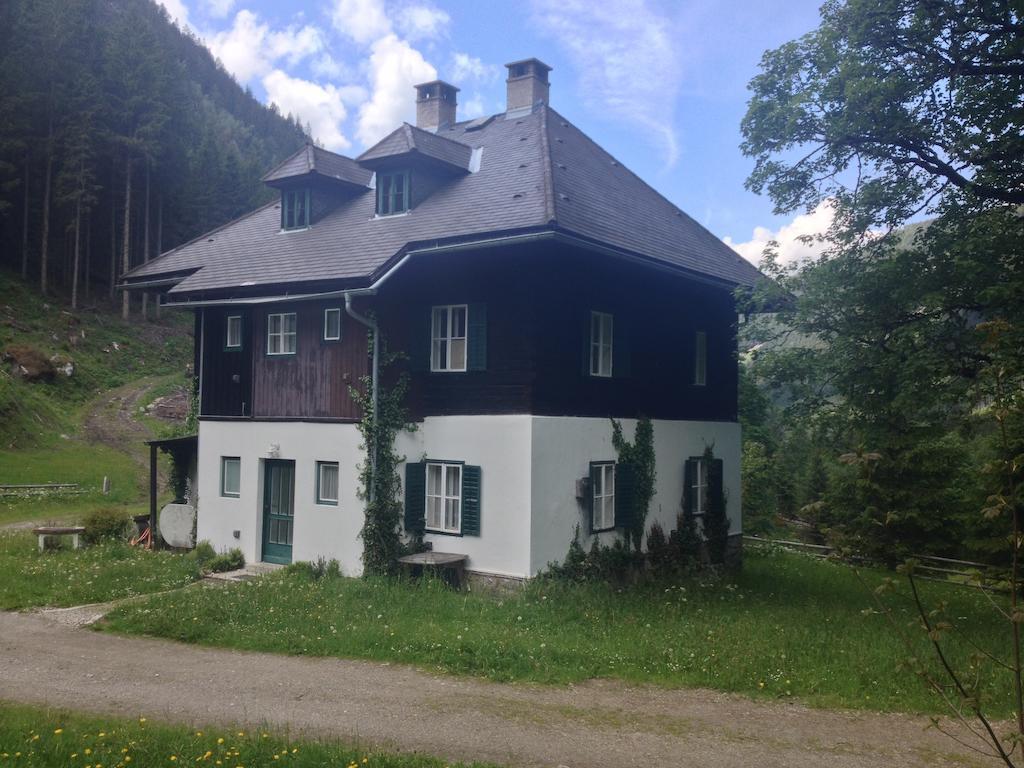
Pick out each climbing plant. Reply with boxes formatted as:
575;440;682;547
611;416;656;551
350;335;417;577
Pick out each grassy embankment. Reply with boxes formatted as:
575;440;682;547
103;546;1015;717
0;703;496;768
0;271;192;526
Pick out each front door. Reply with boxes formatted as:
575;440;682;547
262;460;294;564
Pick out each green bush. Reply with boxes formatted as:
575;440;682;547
287;557;342;580
82;507;133;545
208;548;244;573
544;530;643;583
190;540;216;567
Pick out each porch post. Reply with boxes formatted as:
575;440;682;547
149;443;158;549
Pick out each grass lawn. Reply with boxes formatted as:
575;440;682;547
0;532;203;610
0;443;147;527
0;703;496;768
103;547;1013;716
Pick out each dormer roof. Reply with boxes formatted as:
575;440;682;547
357;123;474;173
262;143;372;190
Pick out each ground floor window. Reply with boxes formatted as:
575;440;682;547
691;458;707;515
426;462;462;534
221;457;240;497
316;461;339;505
591;461;615;531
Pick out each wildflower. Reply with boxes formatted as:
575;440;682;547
85;749;93;756
170;756;177;762
139;719;147;725
54;729;64;735
217;739;224;745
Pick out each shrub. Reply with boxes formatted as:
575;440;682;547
208;548;244;573
286;557;341;580
669;509;703;572
544;530;643;583
190;540;216;567
82;507;132;545
646;521;672;570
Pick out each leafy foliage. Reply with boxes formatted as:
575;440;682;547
610;416;656;551
702;445;731;565
81;506;132;545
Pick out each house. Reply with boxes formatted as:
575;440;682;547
122;59;763;580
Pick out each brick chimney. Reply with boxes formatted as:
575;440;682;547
415;80;459;132
505;58;552;114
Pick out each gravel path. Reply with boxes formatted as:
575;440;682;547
0;611;988;768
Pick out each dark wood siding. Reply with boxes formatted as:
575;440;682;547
250;299;368;419
199;308;253;417
377;242;738;422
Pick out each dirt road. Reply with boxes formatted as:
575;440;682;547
0;611;986;768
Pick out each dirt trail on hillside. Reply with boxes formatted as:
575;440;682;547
0;611;988;768
82;379;162;464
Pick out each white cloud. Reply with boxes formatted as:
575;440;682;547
156;0;191;30
394;4;450;41
450;52;500;84
531;0;681;166
262;70;351;151
202;0;234;19
461;92;485;119
331;0;392;44
724;200;838;266
356;34;436;145
209;10;323;85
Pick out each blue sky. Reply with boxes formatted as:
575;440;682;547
156;0;829;263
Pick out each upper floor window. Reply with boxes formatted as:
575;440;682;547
225;315;242;350
431;305;467;372
267;312;297;355
591;461;615;531
324;308;342;341
282;189;310;230
377;171;409;215
590;311;613;377
694;331;707;386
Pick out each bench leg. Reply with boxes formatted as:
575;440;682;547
38;534;45;553
71;533;80;550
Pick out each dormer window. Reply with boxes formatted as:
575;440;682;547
377;171;409;215
282;189;310;230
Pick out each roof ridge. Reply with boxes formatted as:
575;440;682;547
123;199;280;280
407;121;474;149
538;106;556;226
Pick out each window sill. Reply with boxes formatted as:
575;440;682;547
315;501;338;507
591;524;616;533
221;494;240;499
266;352;297;358
372;211;411;220
279;226;311;234
425;528;463;537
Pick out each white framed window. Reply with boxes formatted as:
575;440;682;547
225;315;242;349
426;462;462;534
694;330;707;386
221;457;240;498
316;461;339;505
592;462;615;531
324;308;342;341
590;311;613;377
691;458;707;515
267;312;297;355
431;305;468;372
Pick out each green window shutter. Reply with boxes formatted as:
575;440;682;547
682;460;695;517
614;462;635;529
467;303;487;371
582;312;592;376
462;464;482;536
613;316;630;378
709;458;724;512
587;462;599;533
404;462;426;533
411;306;432;372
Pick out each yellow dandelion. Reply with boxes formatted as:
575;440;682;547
85;749;93;756
236;732;244;737
195;732;203;737
54;729;64;735
98;732;106;738
217;739;224;745
170;756;178;762
71;754;78;759
139;719;147;725
125;758;132;764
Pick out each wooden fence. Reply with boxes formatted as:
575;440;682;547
743;535;1008;591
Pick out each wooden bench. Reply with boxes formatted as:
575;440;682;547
32;526;86;552
397;551;469;589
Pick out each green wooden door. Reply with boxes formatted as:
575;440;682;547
262;460;295;564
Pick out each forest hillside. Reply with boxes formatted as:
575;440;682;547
0;0;310;310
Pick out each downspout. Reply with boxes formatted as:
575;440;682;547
344;292;379;502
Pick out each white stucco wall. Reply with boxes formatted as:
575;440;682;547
528;417;742;576
196;420;366;575
395;415;533;578
196;415;740;580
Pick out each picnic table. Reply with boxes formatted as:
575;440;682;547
397;551;469;589
32;526;86;552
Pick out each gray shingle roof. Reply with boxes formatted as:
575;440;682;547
262;143;372;187
357;123;474;172
125;107;762;295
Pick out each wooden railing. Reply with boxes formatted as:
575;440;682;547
743;535;1009;591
